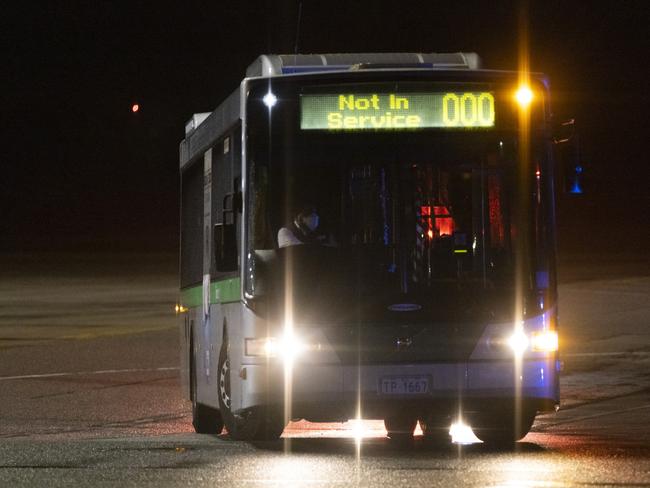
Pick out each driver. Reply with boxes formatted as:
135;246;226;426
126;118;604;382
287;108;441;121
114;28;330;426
277;205;328;248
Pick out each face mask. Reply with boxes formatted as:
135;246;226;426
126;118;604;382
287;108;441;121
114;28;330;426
303;213;319;232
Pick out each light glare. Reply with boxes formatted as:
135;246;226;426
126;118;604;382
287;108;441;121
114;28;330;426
281;332;307;364
508;328;530;356
515;86;533;107
350;418;366;441
263;92;278;108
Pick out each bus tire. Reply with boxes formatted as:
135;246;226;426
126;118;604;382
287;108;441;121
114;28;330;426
252;410;285;441
217;341;284;441
190;347;224;434
384;415;417;444
418;415;451;446
472;408;537;446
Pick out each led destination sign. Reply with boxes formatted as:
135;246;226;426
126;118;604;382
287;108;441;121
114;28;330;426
300;92;495;130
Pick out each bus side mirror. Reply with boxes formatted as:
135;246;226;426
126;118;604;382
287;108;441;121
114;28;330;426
553;118;585;194
214;223;237;272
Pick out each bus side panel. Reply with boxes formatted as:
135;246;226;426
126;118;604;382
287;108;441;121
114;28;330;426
192;304;215;408
187;300;244;410
219;301;244;410
229;305;276;412
195;300;238;409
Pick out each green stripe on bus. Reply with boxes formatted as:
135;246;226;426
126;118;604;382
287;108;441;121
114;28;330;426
180;286;202;308
180;277;241;307
212;278;241;304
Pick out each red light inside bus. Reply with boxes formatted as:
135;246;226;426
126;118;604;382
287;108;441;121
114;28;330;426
434;206;454;236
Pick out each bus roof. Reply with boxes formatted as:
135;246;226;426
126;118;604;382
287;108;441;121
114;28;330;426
181;52;484;169
246;53;481;78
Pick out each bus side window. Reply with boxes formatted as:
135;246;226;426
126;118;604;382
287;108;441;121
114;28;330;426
215;221;237;271
212;130;239;275
180;159;204;288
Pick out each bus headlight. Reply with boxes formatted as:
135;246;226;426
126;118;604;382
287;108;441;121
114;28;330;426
245;334;307;360
507;329;530;356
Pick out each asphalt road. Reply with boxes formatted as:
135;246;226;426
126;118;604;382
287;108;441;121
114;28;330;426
1;253;649;487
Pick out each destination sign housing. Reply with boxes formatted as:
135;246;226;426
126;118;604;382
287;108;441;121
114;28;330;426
300;92;495;130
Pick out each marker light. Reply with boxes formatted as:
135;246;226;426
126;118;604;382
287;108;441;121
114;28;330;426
515;86;533;107
263;92;278;108
131;103;140;113
531;330;559;352
507;328;558;355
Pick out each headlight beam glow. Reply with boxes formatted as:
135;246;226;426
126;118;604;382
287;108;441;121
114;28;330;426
449;420;482;445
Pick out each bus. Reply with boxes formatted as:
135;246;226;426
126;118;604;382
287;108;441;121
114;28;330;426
178;53;572;444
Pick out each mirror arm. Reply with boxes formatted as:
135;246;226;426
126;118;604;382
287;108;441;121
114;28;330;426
553;117;576;145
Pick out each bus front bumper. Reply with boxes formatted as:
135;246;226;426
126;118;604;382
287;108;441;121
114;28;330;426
236;358;560;420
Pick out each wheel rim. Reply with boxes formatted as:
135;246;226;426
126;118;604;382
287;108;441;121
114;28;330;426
219;357;231;410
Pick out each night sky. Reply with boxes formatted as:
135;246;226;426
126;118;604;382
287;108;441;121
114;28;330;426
3;1;649;255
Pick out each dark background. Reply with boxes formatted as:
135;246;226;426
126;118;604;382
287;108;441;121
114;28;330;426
2;1;649;257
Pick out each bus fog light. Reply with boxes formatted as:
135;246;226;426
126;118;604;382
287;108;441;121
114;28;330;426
508;330;530;356
531;330;558;352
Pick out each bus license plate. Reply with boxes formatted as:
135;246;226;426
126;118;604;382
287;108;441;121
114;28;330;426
379;376;430;395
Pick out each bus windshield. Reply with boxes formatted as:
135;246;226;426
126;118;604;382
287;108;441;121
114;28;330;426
245;80;550;327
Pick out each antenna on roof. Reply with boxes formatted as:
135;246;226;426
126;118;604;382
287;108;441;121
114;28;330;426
294;1;303;54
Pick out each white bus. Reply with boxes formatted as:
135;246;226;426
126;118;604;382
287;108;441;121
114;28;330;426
178;53;569;444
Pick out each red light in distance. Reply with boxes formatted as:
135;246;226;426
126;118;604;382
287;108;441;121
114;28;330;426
132;104;140;113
